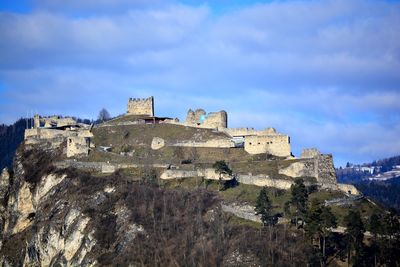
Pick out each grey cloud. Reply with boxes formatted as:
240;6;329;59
1;0;399;166
0;5;209;69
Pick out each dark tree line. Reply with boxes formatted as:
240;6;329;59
0;118;28;170
356;178;400;211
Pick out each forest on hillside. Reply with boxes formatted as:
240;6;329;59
336;155;400;211
0;118;28;170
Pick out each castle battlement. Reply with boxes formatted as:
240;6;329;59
127;96;154;116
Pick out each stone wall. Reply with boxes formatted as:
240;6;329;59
315;154;337;185
54;160;171;172
184;109;227;129
279;155;337;186
66;136;90;158
186;109;206;125
278;161;316;178
54;118;77;127
41;116;77;128
25;127;93;158
127;96;154;116
160;170;198;180
24;128;39;139
237;174;293;189
224;127;277;137
160;168;231;180
161;170;298;189
244;135;291;157
25;128;72;140
301;148;320;159
172;139;234;148
202;111;227;128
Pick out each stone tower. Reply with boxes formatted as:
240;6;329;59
127;96;154;116
33;114;40;129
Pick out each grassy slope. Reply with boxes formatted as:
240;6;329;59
90;123;306;182
90;122;385;227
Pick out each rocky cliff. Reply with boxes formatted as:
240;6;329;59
0;144;311;266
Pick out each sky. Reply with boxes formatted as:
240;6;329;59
0;0;399;167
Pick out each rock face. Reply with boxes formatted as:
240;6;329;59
0;147;145;266
0;148;100;266
4;144;305;267
0;168;11;246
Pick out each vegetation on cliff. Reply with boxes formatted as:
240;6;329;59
0;147;316;266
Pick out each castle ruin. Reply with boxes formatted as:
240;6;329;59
22;96;358;195
25;115;93;158
127;97;154;116
185;109;228;129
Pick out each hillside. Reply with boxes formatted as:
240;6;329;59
1;111;399;266
0;146;315;266
337;155;400;211
1;137;398;266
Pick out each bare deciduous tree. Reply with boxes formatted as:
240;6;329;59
98;108;111;122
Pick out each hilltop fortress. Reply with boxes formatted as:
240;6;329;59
23;96;358;194
126;97;291;157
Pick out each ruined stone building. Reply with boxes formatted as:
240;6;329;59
123;97;292;158
127;97;154;116
21;96;358;195
25;115;93;158
185;109;228;129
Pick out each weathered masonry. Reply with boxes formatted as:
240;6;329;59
185;109;228;129
25;115;93;158
124;96;292;158
127;97;154;116
244;135;291;157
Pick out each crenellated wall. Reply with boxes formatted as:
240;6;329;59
127;96;154;116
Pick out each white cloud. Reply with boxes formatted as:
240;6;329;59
1;0;399;165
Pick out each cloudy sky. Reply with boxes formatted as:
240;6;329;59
0;0;399;166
